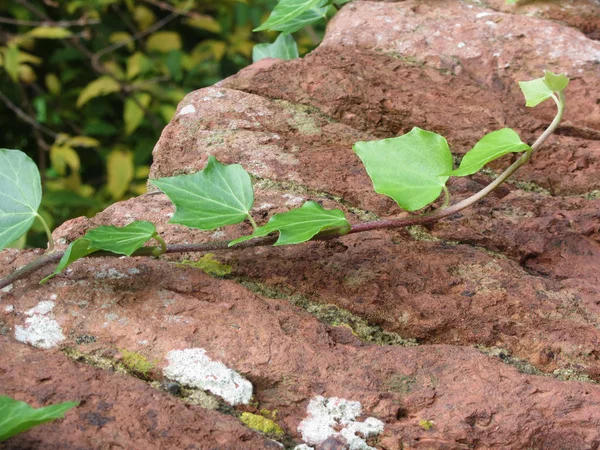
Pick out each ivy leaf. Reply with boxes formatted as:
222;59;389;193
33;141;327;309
253;34;299;62
151;156;254;230
41;221;159;283
40;238;97;283
518;71;569;107
0;396;78;442
230;201;350;246
353;127;453;211
0;149;43;251
448;128;531;177
84;221;158;255
254;0;329;34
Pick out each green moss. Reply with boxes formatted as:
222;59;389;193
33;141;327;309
386;375;417;394
120;349;156;377
177;253;232;277
584;190;600;200
238;279;417;347
259;408;278;419
62;348;128;374
419;419;434;430
240;412;285;437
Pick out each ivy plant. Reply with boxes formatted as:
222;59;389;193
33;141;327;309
0;396;78;442
0;71;568;288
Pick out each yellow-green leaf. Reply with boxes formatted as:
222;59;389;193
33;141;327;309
26;27;73;39
147;32;182;53
159;104;176;123
65;136;100;148
109;32;134;52
45;73;61;95
18;64;36;84
4;45;19;82
17;51;42;66
184;15;222;33
133;5;156;31
126;52;152;80
76;76;121;108
50;146;80;176
124;93;151;136
107;149;134;200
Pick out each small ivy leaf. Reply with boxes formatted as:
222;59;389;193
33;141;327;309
253;34;299;62
543;70;569;93
0;149;43;251
41;221;159;283
518;71;569;107
353;127;453;211
266;5;330;34
40;238;97;283
448;128;531;177
229;201;350;246
0;396;78;442
151;156;254;230
84;220;158;256
254;0;329;34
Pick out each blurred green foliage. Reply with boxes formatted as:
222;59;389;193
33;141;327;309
0;0;324;248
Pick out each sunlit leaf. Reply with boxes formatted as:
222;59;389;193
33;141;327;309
0;149;43;251
26;27;73;39
76;76;121;108
449;128;531;177
0;396;78;442
106;149;134;200
254;0;329;34
151;156;254;230
4;45;19;82
18;64;36;84
45;73;61;95
354;127;453;211
147;32;182;53
267;5;329;34
66;136;100;148
253;34;299;62
184;15;222;33
109;31;134;52
542;70;569;93
124;93;151;136
133;5;156;31
230;201;350;246
50;146;80;176
126;52;152;80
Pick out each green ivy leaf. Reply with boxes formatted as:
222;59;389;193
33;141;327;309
353;128;453;211
41;221;159;283
518;71;569;107
0;149;43;251
151;156;254;230
254;0;329;34
448;128;531;177
253;34;299;62
230;201;350;246
84;220;158;255
0;396;78;442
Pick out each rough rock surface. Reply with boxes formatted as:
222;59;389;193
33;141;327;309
2;1;600;449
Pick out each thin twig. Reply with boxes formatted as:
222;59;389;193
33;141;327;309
0;89;58;140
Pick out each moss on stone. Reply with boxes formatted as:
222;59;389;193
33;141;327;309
419;419;434;430
240;412;285;437
120;349;156;377
177;253;232;277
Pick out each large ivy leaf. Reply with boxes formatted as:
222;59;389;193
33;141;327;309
76;76;121;108
254;0;329;34
151;156;254;230
41;221;159;283
0;396;78;442
267;5;330;34
230;201;350;246
519;71;569;107
449;128;531;177
0;149;43;251
253;34;299;62
353;127;453;211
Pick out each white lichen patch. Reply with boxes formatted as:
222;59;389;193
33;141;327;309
178;104;197;116
15;301;64;349
164;348;253;405
297;396;385;450
4;304;14;313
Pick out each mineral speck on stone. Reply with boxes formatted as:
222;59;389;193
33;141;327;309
164;348;253;405
298;396;384;450
15;301;65;349
178;104;197;116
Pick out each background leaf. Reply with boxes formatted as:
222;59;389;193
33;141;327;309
151;156;254;230
353;127;453;211
253;33;299;62
76;76;121;108
230;201;350;246
106;149;134;200
26;27;73;39
0;149;42;251
0;396;78;442
124;93;151;136
449;128;531;177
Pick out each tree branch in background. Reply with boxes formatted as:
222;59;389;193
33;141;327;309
0;16;100;26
